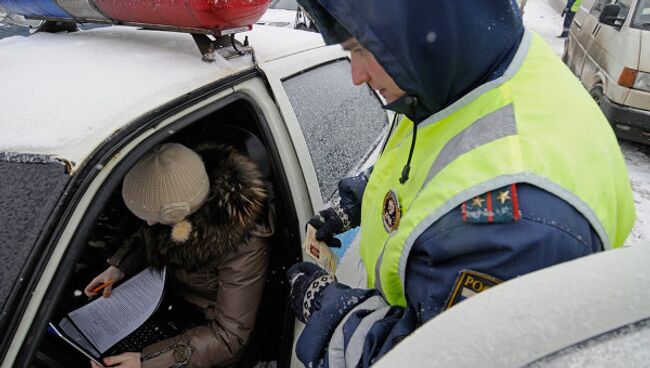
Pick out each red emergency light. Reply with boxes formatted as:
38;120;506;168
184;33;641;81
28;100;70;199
93;0;271;34
0;0;272;35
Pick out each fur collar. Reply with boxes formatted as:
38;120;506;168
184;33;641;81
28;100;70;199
145;144;268;271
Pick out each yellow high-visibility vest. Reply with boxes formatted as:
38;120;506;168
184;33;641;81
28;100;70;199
359;31;635;307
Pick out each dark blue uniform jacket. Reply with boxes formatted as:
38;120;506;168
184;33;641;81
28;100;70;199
297;185;602;367
294;0;603;366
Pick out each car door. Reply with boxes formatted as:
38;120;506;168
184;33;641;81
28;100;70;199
567;0;599;75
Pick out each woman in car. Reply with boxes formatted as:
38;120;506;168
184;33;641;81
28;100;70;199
84;142;273;368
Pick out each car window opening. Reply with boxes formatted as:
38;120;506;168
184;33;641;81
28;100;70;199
33;99;300;368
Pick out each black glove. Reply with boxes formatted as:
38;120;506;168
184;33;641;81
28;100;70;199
307;171;370;248
308;207;345;248
287;262;335;323
562;7;569;17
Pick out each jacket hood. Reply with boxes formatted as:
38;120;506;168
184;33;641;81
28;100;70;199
146;143;269;271
309;0;525;121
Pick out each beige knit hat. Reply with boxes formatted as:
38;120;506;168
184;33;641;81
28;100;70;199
122;143;210;226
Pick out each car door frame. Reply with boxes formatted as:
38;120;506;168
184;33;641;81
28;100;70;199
1;68;308;368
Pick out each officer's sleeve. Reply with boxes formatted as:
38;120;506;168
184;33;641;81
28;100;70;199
296;282;418;368
405;183;602;322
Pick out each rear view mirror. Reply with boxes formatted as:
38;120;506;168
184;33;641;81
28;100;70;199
599;4;625;27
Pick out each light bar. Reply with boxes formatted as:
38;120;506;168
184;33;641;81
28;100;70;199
0;0;72;19
0;0;271;34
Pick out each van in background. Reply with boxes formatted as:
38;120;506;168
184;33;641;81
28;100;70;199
564;0;650;144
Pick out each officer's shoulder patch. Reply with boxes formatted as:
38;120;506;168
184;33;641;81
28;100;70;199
444;270;503;310
461;184;521;224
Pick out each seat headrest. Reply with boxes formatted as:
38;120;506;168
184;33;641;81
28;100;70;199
214;125;271;178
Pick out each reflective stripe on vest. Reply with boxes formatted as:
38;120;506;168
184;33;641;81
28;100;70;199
359;31;636;307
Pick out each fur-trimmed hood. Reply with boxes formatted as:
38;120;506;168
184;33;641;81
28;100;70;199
145;143;269;271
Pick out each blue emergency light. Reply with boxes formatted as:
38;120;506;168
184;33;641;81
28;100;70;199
0;0;73;20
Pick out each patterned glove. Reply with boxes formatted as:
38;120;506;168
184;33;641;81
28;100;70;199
288;262;335;323
307;171;370;248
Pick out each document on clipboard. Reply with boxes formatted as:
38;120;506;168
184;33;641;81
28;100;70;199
49;267;166;363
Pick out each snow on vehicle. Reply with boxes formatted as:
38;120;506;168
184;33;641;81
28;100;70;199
374;241;650;367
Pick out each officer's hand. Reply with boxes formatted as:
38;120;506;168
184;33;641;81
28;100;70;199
306;172;370;248
562;7;569;16
287;262;335;323
307;208;344;248
337;174;369;227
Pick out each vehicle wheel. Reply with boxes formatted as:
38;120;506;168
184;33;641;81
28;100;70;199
589;86;604;109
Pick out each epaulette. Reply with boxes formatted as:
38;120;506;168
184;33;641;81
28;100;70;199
461;184;521;224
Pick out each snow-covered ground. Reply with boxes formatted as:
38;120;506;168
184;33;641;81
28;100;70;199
523;0;650;246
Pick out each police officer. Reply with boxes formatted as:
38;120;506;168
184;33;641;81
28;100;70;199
561;0;582;37
287;1;635;367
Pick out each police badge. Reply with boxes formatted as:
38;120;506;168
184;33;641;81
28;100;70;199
382;190;401;232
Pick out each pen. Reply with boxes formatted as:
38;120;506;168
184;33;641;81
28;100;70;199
91;279;114;294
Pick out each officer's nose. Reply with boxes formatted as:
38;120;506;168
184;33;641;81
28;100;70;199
350;53;369;86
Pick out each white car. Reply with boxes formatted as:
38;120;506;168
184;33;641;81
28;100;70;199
257;0;318;32
2;4;648;368
0;20;389;367
257;0;299;29
371;242;650;367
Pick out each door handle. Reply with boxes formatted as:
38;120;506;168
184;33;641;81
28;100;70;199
592;23;601;36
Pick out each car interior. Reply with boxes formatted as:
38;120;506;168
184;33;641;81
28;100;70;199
31;97;302;367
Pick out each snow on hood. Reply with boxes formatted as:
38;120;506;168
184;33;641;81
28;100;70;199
316;0;525;117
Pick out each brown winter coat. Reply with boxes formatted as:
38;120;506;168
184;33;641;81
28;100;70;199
108;144;273;368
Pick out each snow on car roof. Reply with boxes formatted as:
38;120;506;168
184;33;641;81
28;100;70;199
0;25;324;166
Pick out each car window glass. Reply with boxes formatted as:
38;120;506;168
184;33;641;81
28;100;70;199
526;318;650;367
632;0;650;27
0;157;70;310
591;0;612;15
615;0;632;17
283;60;388;201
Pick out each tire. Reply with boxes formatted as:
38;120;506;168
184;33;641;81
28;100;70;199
589;86;604;109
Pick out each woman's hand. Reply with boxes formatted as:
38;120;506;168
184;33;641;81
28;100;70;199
84;266;125;298
90;352;141;368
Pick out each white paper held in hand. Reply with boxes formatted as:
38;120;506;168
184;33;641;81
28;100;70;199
63;267;166;353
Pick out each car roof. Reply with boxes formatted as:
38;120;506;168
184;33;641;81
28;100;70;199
0;25;325;168
375;243;650;368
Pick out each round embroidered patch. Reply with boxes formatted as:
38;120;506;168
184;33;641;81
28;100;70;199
382;190;401;233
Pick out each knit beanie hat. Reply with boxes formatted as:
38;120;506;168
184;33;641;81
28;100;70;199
122;143;210;228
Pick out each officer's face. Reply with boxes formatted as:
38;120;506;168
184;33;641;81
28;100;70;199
343;38;405;104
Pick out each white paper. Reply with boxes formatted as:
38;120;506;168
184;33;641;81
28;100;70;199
66;267;166;353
